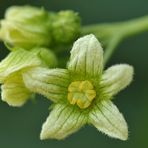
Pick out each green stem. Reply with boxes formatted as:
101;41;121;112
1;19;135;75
82;15;148;65
103;36;121;66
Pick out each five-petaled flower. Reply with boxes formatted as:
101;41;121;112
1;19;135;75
23;34;134;140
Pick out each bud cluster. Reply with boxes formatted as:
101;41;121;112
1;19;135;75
0;6;81;49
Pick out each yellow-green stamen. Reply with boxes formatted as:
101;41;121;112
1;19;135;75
68;80;96;109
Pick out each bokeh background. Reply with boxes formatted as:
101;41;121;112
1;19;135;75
0;0;148;148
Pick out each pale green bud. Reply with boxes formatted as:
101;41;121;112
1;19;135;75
51;10;81;44
37;48;58;68
0;6;51;49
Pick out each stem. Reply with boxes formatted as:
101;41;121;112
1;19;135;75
120;15;148;37
82;15;148;65
103;36;121;66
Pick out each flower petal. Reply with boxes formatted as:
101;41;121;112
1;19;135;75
23;67;70;102
40;103;87;140
100;64;134;97
0;48;42;82
1;72;31;107
68;34;103;78
89;100;128;140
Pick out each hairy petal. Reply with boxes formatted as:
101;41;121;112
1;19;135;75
100;64;134;97
40;103;87;140
89;100;128;140
68;34;103;78
23;67;70;102
1;72;31;107
0;48;42;82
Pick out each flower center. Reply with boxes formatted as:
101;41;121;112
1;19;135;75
67;80;96;109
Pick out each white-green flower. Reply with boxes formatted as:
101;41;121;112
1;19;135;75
23;34;134;140
0;48;57;107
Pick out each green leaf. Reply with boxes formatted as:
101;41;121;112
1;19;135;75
1;72;31;107
23;67;70;102
100;64;134;97
89;100;128;140
40;103;87;140
68;34;103;78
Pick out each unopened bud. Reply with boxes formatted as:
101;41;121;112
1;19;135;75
51;10;81;44
0;6;51;49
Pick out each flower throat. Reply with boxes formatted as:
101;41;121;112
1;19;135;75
68;80;96;109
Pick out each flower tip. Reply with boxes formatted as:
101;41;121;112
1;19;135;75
1;94;25;107
39;124;52;140
78;34;98;42
1;83;29;107
116;121;128;141
128;64;134;75
71;33;103;56
122;63;134;72
120;130;128;141
40;127;49;140
40;131;46;140
122;64;134;83
40;128;63;140
109;120;128;141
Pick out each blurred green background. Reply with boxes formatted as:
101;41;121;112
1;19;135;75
0;0;148;148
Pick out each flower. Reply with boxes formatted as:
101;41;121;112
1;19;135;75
23;34;134;140
0;47;57;107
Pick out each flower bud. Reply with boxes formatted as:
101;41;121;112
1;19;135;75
51;10;81;44
37;48;58;68
0;6;51;49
